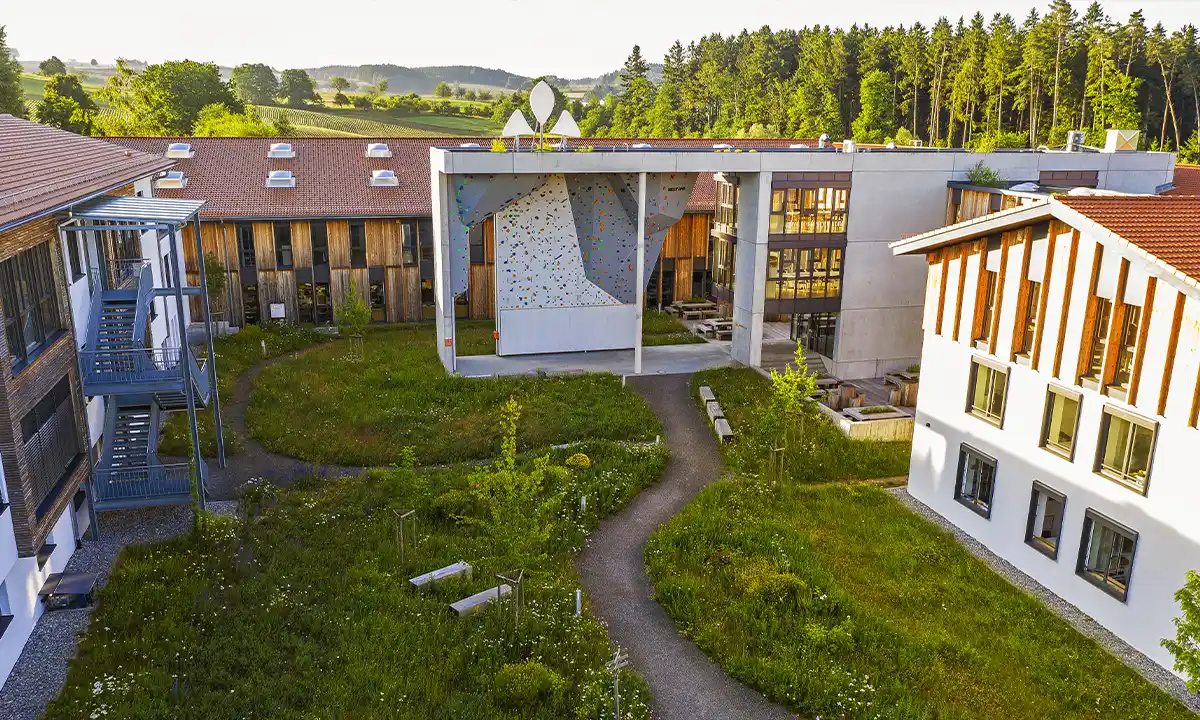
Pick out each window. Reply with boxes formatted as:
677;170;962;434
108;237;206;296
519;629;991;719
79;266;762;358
311;222;329;266
1041;387;1081;459
0;581;11;638
715;180;739;229
273;223;293;269
1026;482;1066;559
955;445;996;517
349;222;367;268
421;278;435;320
793;312;837;357
314;283;332;324
1113;305;1141;388
242;285;260;325
1017;280;1041;357
1083;298;1112;380
161;251;174;290
370;280;386;322
768;186;849;235
975;270;999;345
469;225;485;264
298;283;314;324
765;247;843;301
237;223;256;268
710;236;735;293
401;221;419;266
418;219;433;264
65;233;84;281
967;357;1007;426
1;242;63;371
1096;407;1155;493
21;376;79;513
1077;510;1137;601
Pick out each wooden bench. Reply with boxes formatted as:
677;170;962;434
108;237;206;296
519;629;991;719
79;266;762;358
451;584;512;617
409;561;472;589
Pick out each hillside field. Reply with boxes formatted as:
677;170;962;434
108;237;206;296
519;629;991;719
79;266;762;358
254;105;499;137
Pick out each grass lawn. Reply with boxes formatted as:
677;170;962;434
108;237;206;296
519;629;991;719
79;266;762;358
642;310;705;347
252;105;499;137
248;323;659;466
46;439;665;720
693;367;911;483
158;324;330;458
646;480;1194;719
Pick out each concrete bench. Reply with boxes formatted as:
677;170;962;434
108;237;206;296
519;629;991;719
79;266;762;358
714;418;735;442
451;584;512;617
699;386;716;403
706;400;724;422
409;562;471;589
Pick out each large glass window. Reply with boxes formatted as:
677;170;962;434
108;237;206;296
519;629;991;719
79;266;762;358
967;357;1007;426
1113;306;1141;388
298;282;314;324
955;445;996;518
975;270;999;345
242;285;260;325
1096;407;1155;493
1041;387;1081;459
1077;511;1137;601
1;242;63;371
370;280;386;322
715;180;739;229
273;222;293;269
769;187;848;235
349;222;367;268
311;222;329;266
766;247;843;300
418;219;434;264
401;220;419;266
1017;280;1041;357
792;312;837;357
711;236;735;293
1026;482;1066;559
236;223;255;268
1084;298;1113;379
315;283;332;324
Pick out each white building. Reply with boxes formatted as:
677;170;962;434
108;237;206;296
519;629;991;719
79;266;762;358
0;115;217;688
429;143;1174;379
892;192;1200;677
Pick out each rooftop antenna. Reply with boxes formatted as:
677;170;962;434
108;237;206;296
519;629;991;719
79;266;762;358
502;109;535;152
552;109;581;151
529;80;556;149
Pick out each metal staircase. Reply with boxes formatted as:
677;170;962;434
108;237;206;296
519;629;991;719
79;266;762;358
81;260;208;511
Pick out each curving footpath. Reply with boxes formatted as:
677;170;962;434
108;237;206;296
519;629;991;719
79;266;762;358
577;374;796;720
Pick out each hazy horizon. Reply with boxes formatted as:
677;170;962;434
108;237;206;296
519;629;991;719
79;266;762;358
6;0;1198;79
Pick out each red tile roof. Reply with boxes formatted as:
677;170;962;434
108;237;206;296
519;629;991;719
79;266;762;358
103;136;820;219
1057;195;1200;283
1166;164;1200;196
0;115;174;230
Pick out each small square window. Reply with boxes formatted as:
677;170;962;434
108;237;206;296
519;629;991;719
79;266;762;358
1026;482;1066;559
1041;386;1082;460
967;357;1008;426
1077;510;1137;602
1095;407;1156;494
955;444;996;518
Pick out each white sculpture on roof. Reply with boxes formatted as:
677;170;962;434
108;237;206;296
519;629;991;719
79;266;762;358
500;80;581;151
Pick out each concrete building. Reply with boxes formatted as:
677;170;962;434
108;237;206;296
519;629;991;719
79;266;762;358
0;116;219;688
429;144;1174;378
892;193;1200;677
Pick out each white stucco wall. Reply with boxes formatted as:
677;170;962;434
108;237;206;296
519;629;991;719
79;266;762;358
908;221;1200;677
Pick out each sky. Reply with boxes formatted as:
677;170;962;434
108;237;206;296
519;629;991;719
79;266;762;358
5;0;1199;79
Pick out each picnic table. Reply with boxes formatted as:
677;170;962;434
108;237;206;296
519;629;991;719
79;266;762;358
675;301;719;320
39;572;98;611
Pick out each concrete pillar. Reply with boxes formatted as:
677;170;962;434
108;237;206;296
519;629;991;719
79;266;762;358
635;172;646;375
730;172;772;367
431;168;456;373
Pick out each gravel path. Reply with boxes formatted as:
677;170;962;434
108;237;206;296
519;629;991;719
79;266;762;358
577;373;795;720
0;502;236;720
892;487;1200;713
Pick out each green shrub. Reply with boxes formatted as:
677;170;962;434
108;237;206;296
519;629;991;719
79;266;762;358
565;452;591;469
966;160;1005;187
492;661;565;709
430;487;475;523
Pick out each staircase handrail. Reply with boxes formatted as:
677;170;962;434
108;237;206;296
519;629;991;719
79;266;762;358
187;346;212;404
112;258;152;291
131;261;154;346
80;346;184;387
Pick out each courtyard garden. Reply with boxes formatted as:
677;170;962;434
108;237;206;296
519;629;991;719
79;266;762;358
644;366;1195;720
641;309;705;346
47;414;665;719
247;322;660;466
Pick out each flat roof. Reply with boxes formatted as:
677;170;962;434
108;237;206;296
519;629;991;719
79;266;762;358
70;195;206;225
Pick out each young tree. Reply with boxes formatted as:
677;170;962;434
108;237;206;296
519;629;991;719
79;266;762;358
279;69;320;108
335;279;371;358
433;81;452;98
98;59;239;134
332;92;350;106
191;104;275;136
38;55;67;77
1162;570;1200;694
0;26;25;118
329;76;350;92
764;342;818;480
478;89;493;101
202;252;228;317
464;89;477;101
230;63;279;105
376;79;389;95
852;69;893;142
34;74;98;134
89;58;98;67
616;45;655;135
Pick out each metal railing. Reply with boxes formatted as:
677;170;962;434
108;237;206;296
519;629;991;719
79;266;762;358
93;463;194;503
81;346;185;388
111;258;152;290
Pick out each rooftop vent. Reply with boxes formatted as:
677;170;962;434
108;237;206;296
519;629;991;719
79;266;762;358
712;143;734;150
631;143;653;149
1104;129;1140;153
789;143;810;149
366;142;392;158
1064;131;1087;152
165;142;194;159
268;142;295;159
458;143;481;149
155;170;188;189
841;139;857;153
370;169;399;187
266;170;296;188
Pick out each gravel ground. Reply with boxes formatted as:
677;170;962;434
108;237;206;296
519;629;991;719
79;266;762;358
891;487;1200;713
0;502;235;720
577;374;796;720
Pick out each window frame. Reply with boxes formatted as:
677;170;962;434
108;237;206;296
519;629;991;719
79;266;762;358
1;242;64;373
349;222;367;268
401;220;419;266
1094;405;1157;495
1040;384;1083;461
273;222;293;270
64;232;85;282
954;443;997;519
1025;481;1067;560
966;355;1009;427
310;221;330;266
1076;509;1138;602
236;223;256;269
